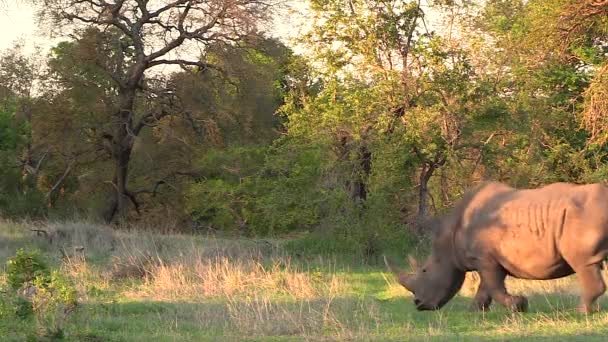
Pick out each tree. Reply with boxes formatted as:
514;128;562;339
173;38;290;146
33;30;292;223
0;43;46;217
464;0;607;186
558;0;608;144
38;0;278;222
286;0;484;225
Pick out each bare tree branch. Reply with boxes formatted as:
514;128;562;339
46;159;77;206
133;170;201;197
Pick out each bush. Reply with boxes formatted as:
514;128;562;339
6;248;50;291
283;219;419;264
0;291;33;320
187;143;330;235
2;248;78;339
32;271;78;338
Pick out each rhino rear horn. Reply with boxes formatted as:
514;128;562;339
383;255;416;293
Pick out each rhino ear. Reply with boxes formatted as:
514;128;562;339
408;255;419;271
384;256;416;293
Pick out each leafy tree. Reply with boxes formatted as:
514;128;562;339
0;44;45;217
32;29;293;224
465;0;607;186
282;0;494;227
38;0;279;222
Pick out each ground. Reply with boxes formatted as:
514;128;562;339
1;220;608;341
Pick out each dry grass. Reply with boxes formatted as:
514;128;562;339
0;219;116;264
5;220;608;340
130;255;325;300
101;231;337;301
0;220;362;339
582;64;608;144
226;291;335;337
47;222;372;340
0;219;340;299
42;221;116;251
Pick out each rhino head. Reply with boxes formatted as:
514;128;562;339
385;254;465;311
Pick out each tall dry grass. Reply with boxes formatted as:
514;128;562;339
125;252;326;300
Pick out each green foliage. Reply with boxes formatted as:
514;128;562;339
175;38;291;146
2;248;78;339
32;271;78;339
478;0;525;35
471;0;607;187
0;291;33;321
187;142;331;235
6;248;50;291
186;146;266;233
0;105;45;218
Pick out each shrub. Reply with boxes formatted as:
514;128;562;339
3;248;78;339
32;271;78;338
0;291;33;320
187;144;329;235
6;248;49;291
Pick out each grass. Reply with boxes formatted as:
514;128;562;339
2;220;608;341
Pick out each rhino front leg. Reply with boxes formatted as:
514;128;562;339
470;278;492;311
478;265;528;312
574;263;605;313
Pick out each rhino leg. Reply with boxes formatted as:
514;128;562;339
573;263;605;313
478;265;528;312
470;281;492;311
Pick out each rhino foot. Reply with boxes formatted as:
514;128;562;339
577;303;600;314
470;298;492;312
508;296;528;312
469;303;490;312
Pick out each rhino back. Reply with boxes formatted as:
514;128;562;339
458;183;608;279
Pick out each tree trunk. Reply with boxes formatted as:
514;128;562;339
104;89;137;223
352;143;372;202
414;149;447;228
418;163;432;221
114;145;133;220
440;168;450;208
104;141;135;223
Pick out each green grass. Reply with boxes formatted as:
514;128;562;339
1;220;608;341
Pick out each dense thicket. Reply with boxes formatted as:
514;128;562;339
1;0;607;252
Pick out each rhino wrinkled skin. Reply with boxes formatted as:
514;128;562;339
386;182;608;313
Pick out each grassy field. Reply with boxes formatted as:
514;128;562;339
2;220;608;341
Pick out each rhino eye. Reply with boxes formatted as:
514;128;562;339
422;269;427;273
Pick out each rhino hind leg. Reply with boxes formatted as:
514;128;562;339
573;263;606;313
478;264;528;312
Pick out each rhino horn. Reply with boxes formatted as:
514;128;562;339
408;254;419;271
383;255;416;293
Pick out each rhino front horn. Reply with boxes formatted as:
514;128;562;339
408;254;419;271
383;255;416;293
